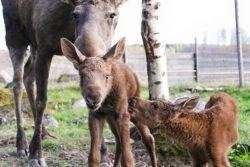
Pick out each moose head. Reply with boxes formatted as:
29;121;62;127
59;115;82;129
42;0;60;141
61;37;125;111
63;0;126;57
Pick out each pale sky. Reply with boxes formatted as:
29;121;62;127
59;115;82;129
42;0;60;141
0;0;250;50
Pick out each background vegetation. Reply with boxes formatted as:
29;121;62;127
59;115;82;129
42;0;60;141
0;85;249;166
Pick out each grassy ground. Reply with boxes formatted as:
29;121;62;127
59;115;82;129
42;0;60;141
0;85;249;166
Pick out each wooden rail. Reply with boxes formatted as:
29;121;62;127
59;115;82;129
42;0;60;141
125;52;250;86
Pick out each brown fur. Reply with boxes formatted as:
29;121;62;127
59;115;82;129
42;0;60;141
61;38;157;167
129;92;239;167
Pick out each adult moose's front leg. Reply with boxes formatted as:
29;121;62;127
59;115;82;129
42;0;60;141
117;98;134;167
28;53;52;167
24;55;55;140
88;112;105;167
8;46;28;157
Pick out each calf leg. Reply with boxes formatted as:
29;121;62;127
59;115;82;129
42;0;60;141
189;150;209;167
212;155;231;167
28;52;53;167
134;122;157;167
107;117;122;167
100;136;112;166
88;112;106;167
8;46;28;157
118;111;134;167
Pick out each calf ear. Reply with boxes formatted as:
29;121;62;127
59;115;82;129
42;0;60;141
112;0;127;7
174;96;199;110
61;0;77;5
61;38;86;69
103;37;125;63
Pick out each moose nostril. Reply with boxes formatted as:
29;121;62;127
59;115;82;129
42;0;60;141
86;96;101;106
86;97;94;106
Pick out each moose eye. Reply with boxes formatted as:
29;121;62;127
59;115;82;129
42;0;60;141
151;103;159;111
89;0;97;5
73;12;80;20
109;13;117;19
105;75;111;80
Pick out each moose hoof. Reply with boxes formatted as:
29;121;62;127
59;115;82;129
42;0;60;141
17;149;28;157
29;158;47;167
100;162;113;167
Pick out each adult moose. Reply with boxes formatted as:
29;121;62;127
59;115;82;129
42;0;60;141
1;0;126;166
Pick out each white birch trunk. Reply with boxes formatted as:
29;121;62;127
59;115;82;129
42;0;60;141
141;0;169;100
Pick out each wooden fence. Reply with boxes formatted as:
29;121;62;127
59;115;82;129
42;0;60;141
1;49;250;87
126;51;250;86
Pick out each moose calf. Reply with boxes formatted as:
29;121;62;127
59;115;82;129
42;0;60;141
129;92;239;167
61;37;157;167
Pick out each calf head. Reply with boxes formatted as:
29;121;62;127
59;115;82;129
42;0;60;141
128;96;199;127
61;37;125;111
63;0;126;57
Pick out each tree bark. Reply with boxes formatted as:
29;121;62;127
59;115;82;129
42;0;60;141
141;0;169;100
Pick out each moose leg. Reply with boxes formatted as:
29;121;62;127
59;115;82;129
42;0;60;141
134;122;157;167
211;154;231;167
117;108;134;167
88;112;105;167
24;53;54;140
24;55;36;122
28;52;53;167
8;46;28;157
100;136;112;166
107;117;122;167
189;150;209;167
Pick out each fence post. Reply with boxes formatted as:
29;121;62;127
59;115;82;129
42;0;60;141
194;38;199;83
234;0;244;87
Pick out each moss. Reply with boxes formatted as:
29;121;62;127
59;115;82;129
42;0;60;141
0;89;14;108
155;135;189;157
42;139;61;152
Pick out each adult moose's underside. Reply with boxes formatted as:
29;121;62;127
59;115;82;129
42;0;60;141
1;0;126;166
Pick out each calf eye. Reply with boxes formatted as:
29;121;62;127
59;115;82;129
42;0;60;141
151;103;159;111
105;75;111;80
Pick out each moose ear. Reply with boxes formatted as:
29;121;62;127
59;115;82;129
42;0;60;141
103;37;125;63
113;0;127;7
174;96;200;110
61;38;86;69
61;0;78;5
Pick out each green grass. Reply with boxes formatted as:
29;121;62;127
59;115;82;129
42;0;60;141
47;86;250;166
0;85;250;166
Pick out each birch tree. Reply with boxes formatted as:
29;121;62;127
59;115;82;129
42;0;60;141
141;0;169;99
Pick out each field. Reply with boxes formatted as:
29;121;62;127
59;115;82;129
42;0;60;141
0;84;250;167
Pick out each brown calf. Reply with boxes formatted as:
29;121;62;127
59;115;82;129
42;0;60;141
61;38;157;167
129;92;239;167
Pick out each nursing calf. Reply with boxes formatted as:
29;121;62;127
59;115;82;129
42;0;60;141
61;38;156;167
129;92;239;167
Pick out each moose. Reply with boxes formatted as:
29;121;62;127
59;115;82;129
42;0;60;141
129;92;239;167
1;0;126;166
61;37;157;167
